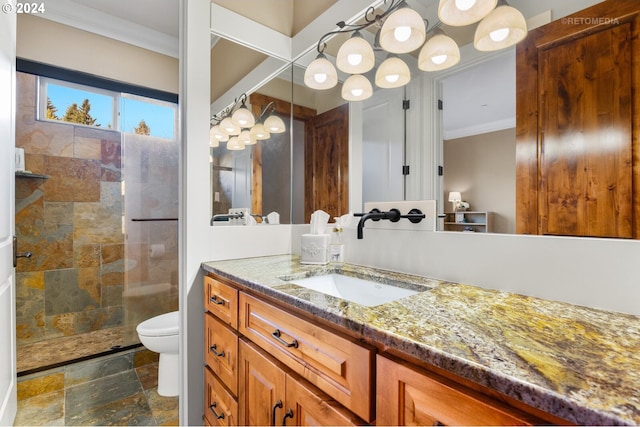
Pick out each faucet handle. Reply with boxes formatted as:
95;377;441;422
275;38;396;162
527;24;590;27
400;208;425;224
353;208;381;218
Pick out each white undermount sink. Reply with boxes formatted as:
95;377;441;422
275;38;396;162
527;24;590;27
286;273;420;307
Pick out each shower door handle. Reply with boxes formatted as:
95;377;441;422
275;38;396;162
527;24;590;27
13;236;32;268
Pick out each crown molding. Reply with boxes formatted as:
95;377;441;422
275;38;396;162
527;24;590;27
38;0;178;58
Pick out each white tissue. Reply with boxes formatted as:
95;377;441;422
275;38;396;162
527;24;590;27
149;244;165;258
266;212;280;224
310;210;330;234
334;212;354;229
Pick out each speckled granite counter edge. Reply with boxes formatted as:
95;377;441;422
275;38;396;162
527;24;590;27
202;260;635;426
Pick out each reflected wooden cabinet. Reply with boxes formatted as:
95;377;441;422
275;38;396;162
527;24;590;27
376;354;549;426
516;0;640;238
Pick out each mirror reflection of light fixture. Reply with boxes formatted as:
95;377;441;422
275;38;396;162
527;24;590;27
305;0;528;99
210;94;286;151
336;31;375;74
448;191;462;212
474;0;527;51
342;74;373;101
375;55;411;89
438;0;497;26
418;28;460;71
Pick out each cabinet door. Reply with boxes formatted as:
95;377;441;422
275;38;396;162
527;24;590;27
283;373;365;427
205;276;239;329
238;339;287;426
205;313;239;395
204;367;238;426
376;355;539;426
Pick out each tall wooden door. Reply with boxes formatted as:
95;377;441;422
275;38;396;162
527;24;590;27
304;104;349;222
516;0;640;238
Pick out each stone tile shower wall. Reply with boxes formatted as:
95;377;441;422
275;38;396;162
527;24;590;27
14;73;178;372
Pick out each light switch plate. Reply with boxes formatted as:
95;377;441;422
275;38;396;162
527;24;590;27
361;200;436;232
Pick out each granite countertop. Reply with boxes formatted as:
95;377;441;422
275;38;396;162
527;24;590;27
202;255;640;425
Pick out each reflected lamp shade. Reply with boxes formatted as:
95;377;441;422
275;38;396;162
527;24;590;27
231;105;255;128
336;31;375;74
418;31;460;72
438;0;497;26
226;136;245;151
238;130;257;146
448;191;462;202
250;123;270;140
264;115;286;133
474;3;527;51
210;125;228;142
209;139;219;148
341;74;373;101
375;56;411;88
379;5;426;53
304;53;338;90
220;117;241;135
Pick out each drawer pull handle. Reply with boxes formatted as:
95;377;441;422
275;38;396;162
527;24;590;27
271;400;283;426
282;409;294;426
209;402;225;420
209;344;225;357
271;329;298;348
210;295;226;306
433;421;445;426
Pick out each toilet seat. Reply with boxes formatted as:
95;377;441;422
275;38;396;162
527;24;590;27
136;311;179;337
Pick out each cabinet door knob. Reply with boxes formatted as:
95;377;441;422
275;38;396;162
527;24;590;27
282;409;294;426
271;329;299;348
271;400;283;426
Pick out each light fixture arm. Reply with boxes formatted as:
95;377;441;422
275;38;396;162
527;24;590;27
313;0;409;54
256;101;276;123
210;92;249;125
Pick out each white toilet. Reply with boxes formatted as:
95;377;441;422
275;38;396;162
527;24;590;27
136;311;180;397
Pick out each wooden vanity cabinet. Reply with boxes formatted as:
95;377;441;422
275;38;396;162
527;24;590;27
239;339;364;426
204;276;238;329
376;354;550;426
204;367;238;426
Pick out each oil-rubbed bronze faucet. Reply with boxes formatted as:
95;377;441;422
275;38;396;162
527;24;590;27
354;208;425;239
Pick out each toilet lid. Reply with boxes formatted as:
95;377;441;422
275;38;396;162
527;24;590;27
136;311;179;337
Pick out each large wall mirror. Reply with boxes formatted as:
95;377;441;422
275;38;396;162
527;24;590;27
210;0;632;240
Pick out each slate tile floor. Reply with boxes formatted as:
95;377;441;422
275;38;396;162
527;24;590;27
14;348;178;426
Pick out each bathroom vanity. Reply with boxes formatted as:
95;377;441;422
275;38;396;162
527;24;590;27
201;255;640;426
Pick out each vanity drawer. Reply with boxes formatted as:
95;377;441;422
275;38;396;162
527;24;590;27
205;276;239;329
238;292;374;422
205;313;239;396
205;366;238;426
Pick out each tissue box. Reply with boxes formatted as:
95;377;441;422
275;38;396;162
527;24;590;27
300;234;330;265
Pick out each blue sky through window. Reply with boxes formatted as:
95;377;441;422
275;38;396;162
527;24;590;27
46;82;176;139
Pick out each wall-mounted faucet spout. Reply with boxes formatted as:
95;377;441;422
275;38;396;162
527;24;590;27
354;208;401;239
210;211;244;225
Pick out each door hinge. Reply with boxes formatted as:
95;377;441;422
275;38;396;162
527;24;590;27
402;99;410;110
402;165;410;175
438;99;443;110
438;165;444;176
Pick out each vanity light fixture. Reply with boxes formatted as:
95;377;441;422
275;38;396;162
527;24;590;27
474;0;527;51
342;74;373;101
438;0;497;26
305;0;528;100
210;94;287;151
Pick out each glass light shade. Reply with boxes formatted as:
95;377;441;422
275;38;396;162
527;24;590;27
304;53;338;90
341;74;373;101
379;6;426;54
438;0;497;26
226;136;245;151
220;117;240;135
418;33;460;71
231;105;255;128
375;56;411;88
238;130;257;146
336;32;375;74
264;115;286;133
210;125;229;142
474;5;527;51
209;139;219;148
250;123;270;140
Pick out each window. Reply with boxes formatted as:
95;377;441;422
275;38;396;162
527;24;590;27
38;77;177;139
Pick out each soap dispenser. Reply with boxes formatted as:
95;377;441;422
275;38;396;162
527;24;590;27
330;226;344;264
